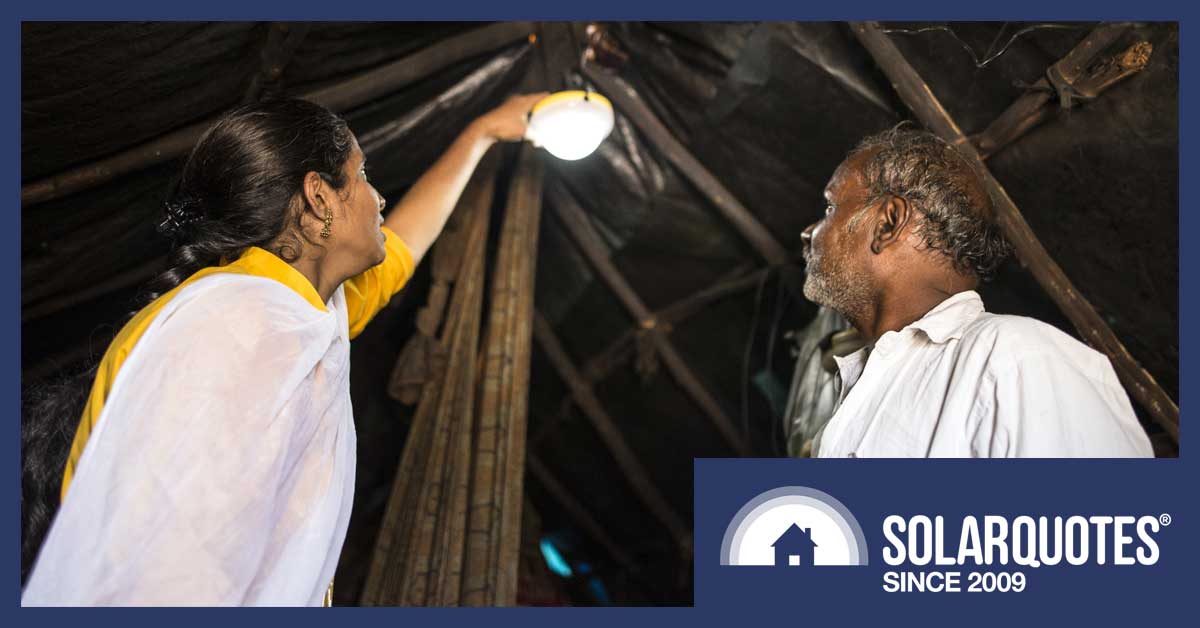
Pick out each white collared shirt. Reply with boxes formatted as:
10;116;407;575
813;291;1153;458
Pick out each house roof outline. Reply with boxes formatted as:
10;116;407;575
772;523;819;549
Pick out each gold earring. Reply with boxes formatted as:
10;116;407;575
320;210;332;239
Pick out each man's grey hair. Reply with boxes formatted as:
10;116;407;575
848;125;1013;279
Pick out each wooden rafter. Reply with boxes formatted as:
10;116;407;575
546;181;753;456
242;22;311;104
581;61;791;266
582;262;761;384
531;263;764;448
526;454;638;573
21;21;534;206
850;21;1178;442
22;255;165;325
973;23;1153;160
533;311;693;557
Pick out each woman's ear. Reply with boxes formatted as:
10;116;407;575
870;194;912;255
301;171;331;222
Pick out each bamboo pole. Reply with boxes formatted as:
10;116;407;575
360;153;496;607
461;144;543;607
850;21;1178;441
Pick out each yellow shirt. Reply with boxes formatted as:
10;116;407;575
60;226;415;501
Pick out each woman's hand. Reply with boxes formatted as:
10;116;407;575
384;91;550;266
474;92;549;143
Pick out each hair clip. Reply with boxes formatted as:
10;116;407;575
158;197;204;237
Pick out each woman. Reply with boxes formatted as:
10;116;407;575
22;92;545;605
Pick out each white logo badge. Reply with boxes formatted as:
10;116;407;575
721;486;869;566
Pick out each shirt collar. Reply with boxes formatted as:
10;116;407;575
222;246;328;313
907;290;985;344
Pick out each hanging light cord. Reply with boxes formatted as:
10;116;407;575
740;267;773;446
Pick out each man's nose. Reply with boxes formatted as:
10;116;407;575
801;223;816;245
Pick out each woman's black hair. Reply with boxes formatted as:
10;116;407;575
148;97;355;300
21;98;356;584
21;363;96;582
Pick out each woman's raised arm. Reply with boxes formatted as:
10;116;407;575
383;92;546;265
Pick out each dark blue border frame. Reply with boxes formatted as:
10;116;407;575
5;2;1192;624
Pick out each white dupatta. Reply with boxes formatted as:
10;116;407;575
24;273;357;606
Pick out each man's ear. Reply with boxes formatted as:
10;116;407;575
301;171;331;222
870;194;912;255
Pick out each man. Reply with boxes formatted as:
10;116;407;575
801;126;1152;458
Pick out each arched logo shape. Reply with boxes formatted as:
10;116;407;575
720;486;869;566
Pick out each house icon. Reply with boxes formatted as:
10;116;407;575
772;523;818;566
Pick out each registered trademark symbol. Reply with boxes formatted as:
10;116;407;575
1160;513;1172;526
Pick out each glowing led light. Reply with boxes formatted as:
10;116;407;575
525;90;614;161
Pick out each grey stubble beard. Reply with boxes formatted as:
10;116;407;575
803;246;871;326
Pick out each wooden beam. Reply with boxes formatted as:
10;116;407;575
531;263;764;448
21;256;163;323
586;262;762;383
547;181;753;456
850;21;1178;442
656;263;764;328
527;453;679;601
242;22;311;104
533;311;693;556
580;63;791;266
22;21;534;206
974;24;1150;160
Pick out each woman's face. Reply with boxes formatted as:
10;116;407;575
331;135;388;273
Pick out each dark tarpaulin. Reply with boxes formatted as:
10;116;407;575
881;21;1179;409
22;22;261;179
280;22;479;92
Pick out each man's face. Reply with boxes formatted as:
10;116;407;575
800;154;876;318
